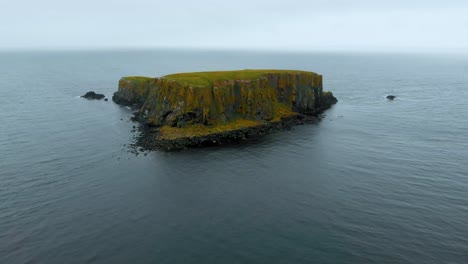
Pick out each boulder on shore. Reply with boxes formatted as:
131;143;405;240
82;91;105;100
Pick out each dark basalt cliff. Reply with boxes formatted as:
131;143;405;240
113;70;337;150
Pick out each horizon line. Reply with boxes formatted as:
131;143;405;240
0;45;467;55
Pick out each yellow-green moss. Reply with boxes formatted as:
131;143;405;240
271;102;297;122
118;77;154;103
162;69;315;87
123;76;153;82
156;101;299;140
158;119;261;140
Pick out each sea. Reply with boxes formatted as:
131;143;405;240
1;49;467;264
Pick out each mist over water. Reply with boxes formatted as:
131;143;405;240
1;50;468;263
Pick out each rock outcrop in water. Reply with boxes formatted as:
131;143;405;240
82;91;105;100
113;70;337;151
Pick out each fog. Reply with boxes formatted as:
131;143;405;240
2;0;467;52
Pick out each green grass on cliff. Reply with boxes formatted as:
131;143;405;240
122;76;153;82
161;69;313;87
158;119;262;140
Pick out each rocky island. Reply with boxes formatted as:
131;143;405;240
113;70;337;151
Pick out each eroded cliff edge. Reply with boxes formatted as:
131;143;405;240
113;70;337;150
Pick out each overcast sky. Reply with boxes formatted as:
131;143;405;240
2;0;468;52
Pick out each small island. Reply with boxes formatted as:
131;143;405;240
113;70;337;151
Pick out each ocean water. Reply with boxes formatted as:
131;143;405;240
1;50;468;264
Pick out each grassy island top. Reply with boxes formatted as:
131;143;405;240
123;69;318;88
162;69;316;87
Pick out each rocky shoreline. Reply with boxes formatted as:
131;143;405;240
133;114;324;151
131;99;335;151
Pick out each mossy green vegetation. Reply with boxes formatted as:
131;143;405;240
158;119;262;140
322;91;334;97
113;70;336;141
162;69;313;87
116;77;155;106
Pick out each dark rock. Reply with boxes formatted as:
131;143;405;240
82;91;105;100
386;95;397;100
104;98;108;101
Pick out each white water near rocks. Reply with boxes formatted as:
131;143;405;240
1;50;468;263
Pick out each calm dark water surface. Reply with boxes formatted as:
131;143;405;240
1;50;468;264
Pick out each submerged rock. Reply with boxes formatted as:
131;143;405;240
113;70;338;151
386;95;397;100
82;91;105;100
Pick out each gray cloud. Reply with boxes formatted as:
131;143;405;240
1;0;468;52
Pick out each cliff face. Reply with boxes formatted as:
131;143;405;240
113;70;337;130
112;77;154;106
